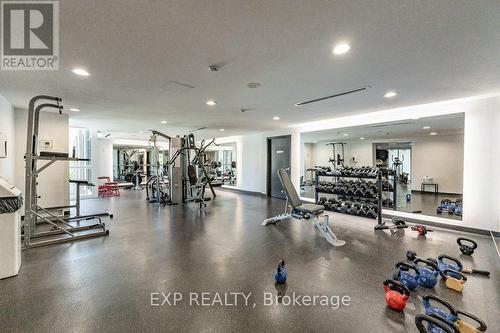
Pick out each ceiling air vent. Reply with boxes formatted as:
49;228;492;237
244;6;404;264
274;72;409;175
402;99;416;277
295;86;370;107
160;80;195;93
369;121;413;128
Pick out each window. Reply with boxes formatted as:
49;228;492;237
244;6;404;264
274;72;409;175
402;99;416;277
69;127;93;199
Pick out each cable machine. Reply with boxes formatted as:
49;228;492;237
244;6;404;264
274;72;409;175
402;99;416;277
24;95;111;248
326;142;347;169
146;131;218;208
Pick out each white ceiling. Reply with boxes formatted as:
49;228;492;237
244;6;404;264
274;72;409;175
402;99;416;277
301;113;465;142
0;0;498;140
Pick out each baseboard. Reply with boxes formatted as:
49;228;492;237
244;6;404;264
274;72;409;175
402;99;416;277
412;190;463;196
382;211;499;237
217;186;263;197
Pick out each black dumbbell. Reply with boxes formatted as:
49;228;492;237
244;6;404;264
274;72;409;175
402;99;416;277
366;208;377;219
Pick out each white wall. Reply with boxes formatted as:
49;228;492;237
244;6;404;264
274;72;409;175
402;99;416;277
216;128;301;195
463;98;500;231
0;94;15;183
14;108;69;209
412;135;463;193
92;136;114;189
306;133;464;194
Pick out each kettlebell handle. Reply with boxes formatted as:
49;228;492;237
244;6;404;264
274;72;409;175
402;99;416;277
415;314;459;333
456;310;487;332
383;279;410;296
414;258;438;271
438;254;463;269
396;261;420;275
441;269;467;282
456;238;478;250
422;295;458;316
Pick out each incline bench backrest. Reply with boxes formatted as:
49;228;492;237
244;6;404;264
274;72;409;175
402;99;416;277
277;168;302;209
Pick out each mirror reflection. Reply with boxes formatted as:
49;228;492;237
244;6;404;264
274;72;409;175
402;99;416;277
204;142;237;186
300;113;464;221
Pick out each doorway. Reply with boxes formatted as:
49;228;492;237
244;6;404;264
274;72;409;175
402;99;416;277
267;135;291;199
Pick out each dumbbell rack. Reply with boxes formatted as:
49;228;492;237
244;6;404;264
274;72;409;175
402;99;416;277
315;170;383;225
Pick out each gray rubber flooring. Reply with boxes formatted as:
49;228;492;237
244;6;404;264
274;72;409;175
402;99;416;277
0;189;498;332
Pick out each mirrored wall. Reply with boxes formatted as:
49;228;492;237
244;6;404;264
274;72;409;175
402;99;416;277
300;113;464;221
112;144;169;185
205;142;237;186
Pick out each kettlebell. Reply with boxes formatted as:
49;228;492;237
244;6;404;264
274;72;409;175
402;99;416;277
437;254;464;280
456;310;487;333
422;295;458;327
415;258;439;288
457;238;478;256
274;260;287;284
437;255;463;279
440;269;467;293
394;261;420;291
415;314;459;333
383;279;409;311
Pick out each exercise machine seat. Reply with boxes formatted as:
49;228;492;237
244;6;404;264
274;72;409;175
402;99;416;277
69;179;93;186
294;203;324;215
277;168;323;216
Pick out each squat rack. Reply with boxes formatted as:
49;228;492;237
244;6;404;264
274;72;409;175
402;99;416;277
326;142;347;169
24;95;110;248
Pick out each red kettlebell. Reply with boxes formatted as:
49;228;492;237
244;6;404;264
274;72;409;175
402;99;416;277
383;279;410;311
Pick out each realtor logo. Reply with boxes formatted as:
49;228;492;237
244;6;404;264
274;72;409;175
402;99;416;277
1;1;59;70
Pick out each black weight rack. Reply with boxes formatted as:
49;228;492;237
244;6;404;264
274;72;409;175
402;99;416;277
315;169;393;226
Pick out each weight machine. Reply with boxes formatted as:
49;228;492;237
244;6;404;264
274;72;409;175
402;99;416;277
392;155;408;184
326;142;347;169
24;95;111;248
147;130;218;208
146;130;171;205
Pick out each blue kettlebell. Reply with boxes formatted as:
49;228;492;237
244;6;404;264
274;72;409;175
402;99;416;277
415;314;459;333
394;262;420;291
415;258;439;288
437;255;463;280
422;295;458;333
275;260;287;284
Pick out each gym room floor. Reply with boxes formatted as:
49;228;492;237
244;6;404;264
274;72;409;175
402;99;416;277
0;190;498;332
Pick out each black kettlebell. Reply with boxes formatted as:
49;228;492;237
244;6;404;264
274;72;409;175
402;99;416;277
457;238;478;256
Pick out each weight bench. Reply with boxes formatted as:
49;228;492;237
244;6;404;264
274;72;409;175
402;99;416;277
262;169;346;246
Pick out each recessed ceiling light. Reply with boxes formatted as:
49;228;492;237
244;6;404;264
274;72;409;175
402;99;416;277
71;68;90;76
206;100;217;106
273;116;280;120
161;120;167;124
69;108;80;112
423;126;431;130
360;137;365;140
219;128;225;132
332;43;351;55
343;133;349;137
430;132;437;136
384;91;397;98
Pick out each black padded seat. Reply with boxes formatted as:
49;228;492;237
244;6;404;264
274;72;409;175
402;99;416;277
294;203;324;215
69;179;89;184
69;180;94;186
277;168;324;216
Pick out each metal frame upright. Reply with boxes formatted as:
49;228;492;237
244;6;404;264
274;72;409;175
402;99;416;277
24;95;110;248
